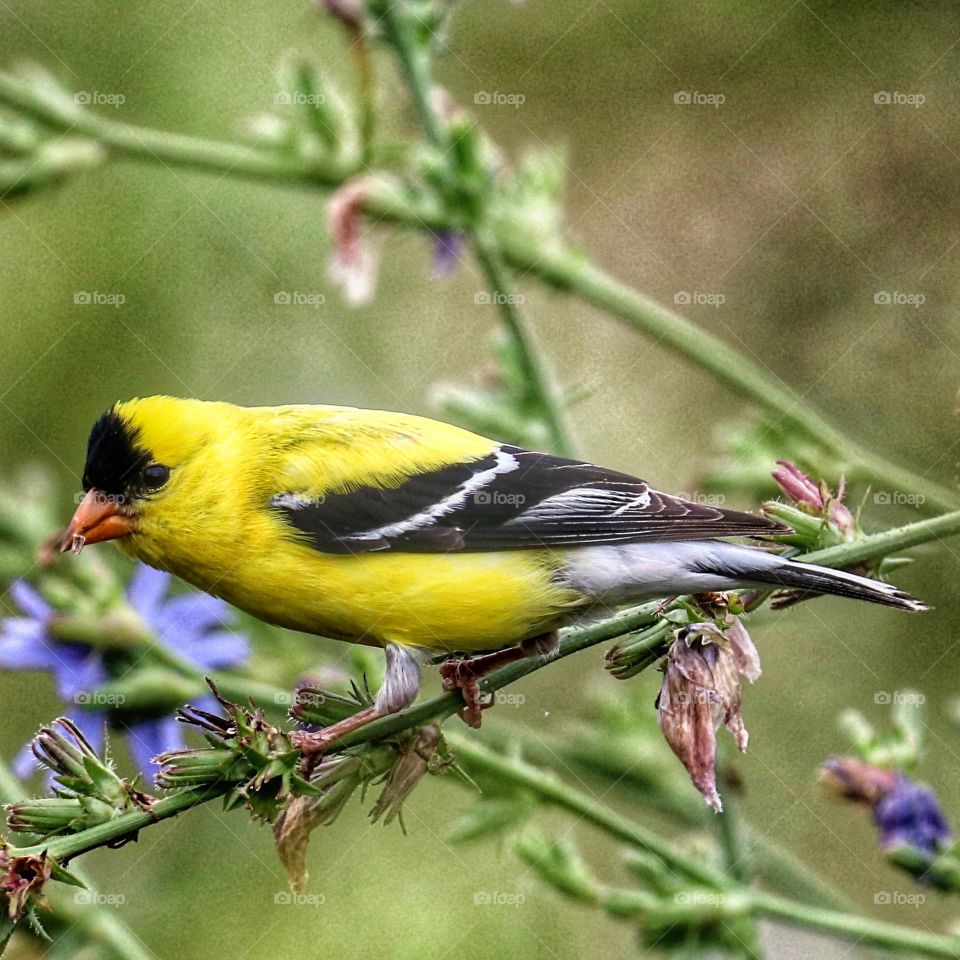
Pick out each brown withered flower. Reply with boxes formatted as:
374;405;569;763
656;617;760;812
0;847;51;921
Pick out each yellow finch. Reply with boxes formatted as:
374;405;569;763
61;397;923;750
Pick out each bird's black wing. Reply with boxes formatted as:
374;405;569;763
270;444;789;554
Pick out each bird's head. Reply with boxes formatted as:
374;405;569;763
61;396;241;557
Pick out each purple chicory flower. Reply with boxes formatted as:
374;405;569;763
656;616;760;812
874;776;953;858
823;758;953;865
431;229;465;278
0;564;250;785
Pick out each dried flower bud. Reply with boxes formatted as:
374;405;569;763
327;178;380;305
0;848;51;921
370;724;453;827
822;756;897;804
771;460;823;510
656;618;759;812
770;460;857;539
22;718;155;834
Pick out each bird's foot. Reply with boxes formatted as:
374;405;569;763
438;635;557;728
289;704;381;772
439;660;493;729
288;728;336;773
288;728;335;757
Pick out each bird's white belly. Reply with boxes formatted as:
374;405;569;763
559;541;744;604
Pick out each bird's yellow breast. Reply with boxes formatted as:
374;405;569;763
129;519;581;652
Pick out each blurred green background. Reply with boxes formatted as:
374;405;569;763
1;0;959;956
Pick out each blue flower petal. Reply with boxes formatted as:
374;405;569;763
874;776;953;858
0;620;59;671
9;581;52;621
155;593;232;647
126;564;172;624
12;740;39;780
178;630;251;670
54;647;109;701
124;716;186;784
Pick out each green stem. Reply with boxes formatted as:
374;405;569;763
4;603;662;863
752;891;960;958
448;733;726;887
349;33;376;165
488;728;851;911
11;785;227;861
0;760;154;960
0;71;345;187
739;828;853;912
801;508;960;568
474;239;574;456
377;3;443;149
716;787;765;959
336;601;661;748
448;736;960;959
378;4;573;456
515;246;960;514
5;512;960;915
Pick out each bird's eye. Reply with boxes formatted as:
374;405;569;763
142;463;170;489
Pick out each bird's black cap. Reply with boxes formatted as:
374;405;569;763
82;409;150;495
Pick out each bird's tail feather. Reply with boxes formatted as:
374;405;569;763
699;544;927;612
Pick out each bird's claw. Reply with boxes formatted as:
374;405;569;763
439;660;493;729
288;729;334;774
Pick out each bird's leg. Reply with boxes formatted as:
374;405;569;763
440;632;559;729
289;643;421;765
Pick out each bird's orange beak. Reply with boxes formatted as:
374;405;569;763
59;490;136;554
